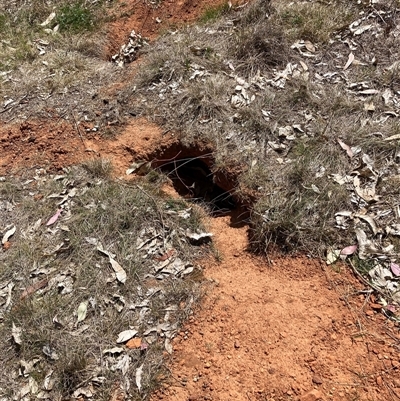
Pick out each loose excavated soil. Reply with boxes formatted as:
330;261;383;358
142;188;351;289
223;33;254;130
0;118;171;176
153;214;400;401
107;0;239;56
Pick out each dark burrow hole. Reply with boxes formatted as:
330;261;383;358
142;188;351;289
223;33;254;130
157;157;236;215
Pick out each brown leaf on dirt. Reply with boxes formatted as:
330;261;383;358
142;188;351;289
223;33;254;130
20;279;48;300
126;338;142;349
154;249;176;262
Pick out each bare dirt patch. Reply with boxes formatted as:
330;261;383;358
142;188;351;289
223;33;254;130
155;214;400;401
106;0;237;57
0;117;166;176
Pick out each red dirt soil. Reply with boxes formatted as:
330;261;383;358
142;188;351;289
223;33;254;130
106;0;241;56
0;118;169;176
153;214;400;401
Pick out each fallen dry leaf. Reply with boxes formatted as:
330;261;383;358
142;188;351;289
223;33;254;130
126;337;142;349
2;225;16;244
340;245;357;256
343;52;354;70
20;279;48;300
136;364;144;392
337;139;354;158
46;209;62;226
117;329;138;343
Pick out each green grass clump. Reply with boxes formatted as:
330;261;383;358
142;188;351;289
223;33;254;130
199;2;231;23
56;2;97;33
275;0;358;43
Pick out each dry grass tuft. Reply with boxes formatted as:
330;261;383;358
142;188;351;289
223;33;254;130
0;166;208;399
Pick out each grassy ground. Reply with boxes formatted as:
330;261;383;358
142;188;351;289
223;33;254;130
125;0;400;257
0;164;208;400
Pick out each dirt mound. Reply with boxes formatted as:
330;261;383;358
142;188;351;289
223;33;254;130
153;214;400;401
0;118;166;176
106;0;234;57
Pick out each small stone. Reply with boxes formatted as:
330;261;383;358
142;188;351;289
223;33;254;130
204;362;211;369
300;389;324;401
376;376;383;386
365;310;374;316
234;340;240;349
312;375;323;385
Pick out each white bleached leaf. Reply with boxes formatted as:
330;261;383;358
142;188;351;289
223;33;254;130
369;265;393;287
29;377;39;394
85;237;100;246
109;257;127;284
76;301;88;323
353;24;372;35
311;184;320;194
73;386;93;398
12;322;22;345
364;102;375;111
20;358;40;377
125;161;150;176
331;174;352;185
353;176;379;203
43;370;55;390
117;329;138;343
355;228;378;259
354;213;380;235
40;12;56;26
382;88;393;105
337;139;353;158
2;225;16;244
115;354;130;375
304;40;315;52
343;52;354;70
136;363;144;392
165;338;173;354
186;230;213;243
358;89;379;95
96;243;116;259
326;249;340;265
103;347;124;355
384;133;400;142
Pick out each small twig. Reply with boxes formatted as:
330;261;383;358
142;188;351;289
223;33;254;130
385;381;400;401
71;111;86;148
348;259;388;299
0;94;28;114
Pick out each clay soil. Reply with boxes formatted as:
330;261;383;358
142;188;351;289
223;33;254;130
1;1;400;400
156;214;400;401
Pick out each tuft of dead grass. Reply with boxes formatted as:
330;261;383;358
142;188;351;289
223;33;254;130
0;165;209;399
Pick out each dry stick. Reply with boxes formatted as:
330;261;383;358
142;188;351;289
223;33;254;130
348;259;388;299
385;382;400;401
71;111;87;148
71;111;99;155
0;94;27;114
